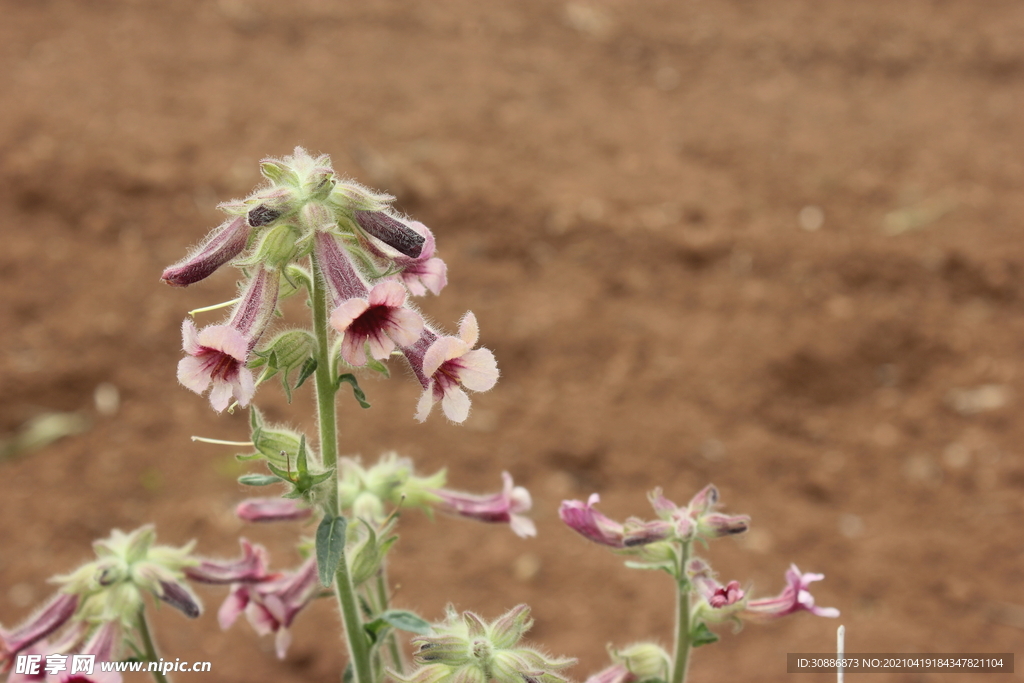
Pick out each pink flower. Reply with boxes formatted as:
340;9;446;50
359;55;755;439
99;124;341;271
744;564;839;621
161;216;251;287
330;281;424;367
559;494;673;549
218;559;321;659
433;472;536;538
235;498;314;524
0;593;78;664
177;265;279;412
4;622;121;683
583;664;636;683
649;485;749;540
184;539;272;584
403;313;499;423
688;559;745;609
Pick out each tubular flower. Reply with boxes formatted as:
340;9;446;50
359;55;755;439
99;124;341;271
161;216;251;287
184;539;272;584
687;558;746;621
354;209;426;259
402;313;499;423
743;564;839;621
376;221;447;296
234;498;314;524
0;593;79;664
331;280;424;367
314;231;424;367
177;264;280;411
559;494;673;549
433;472;536;538
218;558;322;659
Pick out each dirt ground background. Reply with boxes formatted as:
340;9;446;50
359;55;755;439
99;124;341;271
1;1;1023;682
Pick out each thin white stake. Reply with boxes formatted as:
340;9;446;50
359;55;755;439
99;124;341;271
188;298;240;317
190;436;254;446
837;624;845;683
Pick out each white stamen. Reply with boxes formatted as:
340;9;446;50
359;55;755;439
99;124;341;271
189;298;241;317
190;436;254;446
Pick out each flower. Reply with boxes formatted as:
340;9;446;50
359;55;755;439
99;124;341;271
649;485;749;541
184;539;272;583
559;494;672;549
403;313;499;423
354;210;426;258
688;558;745;612
161;216;251;287
331;280;424;367
218;558;322;659
177;265;279;411
743;564;839;621
388;222;447;296
433;472;536;538
0;593;79;664
234;498;314;524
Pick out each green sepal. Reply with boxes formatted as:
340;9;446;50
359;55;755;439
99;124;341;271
690;621;719;648
364;356;390;379
295;357;318;389
238;474;279;486
337;373;371;409
316;513;348;587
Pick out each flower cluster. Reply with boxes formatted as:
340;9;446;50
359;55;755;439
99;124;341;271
163;147;497;422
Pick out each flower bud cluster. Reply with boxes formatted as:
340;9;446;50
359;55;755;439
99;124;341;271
163;147;497;422
395;605;575;683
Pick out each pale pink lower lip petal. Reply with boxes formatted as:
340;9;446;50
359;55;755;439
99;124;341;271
441;386;471;423
208;382;234;412
457;349;499;392
178;356;213;393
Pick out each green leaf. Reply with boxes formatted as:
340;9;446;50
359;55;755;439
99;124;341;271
690;621;719;648
316;514;348;587
238;474;280;486
295;357;318;389
379;609;431;635
337;373;371;409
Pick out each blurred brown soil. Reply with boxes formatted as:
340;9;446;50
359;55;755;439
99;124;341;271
1;2;1023;682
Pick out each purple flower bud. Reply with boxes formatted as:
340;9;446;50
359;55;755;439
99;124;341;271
235;498;314;524
0;592;78;659
156;580;202;618
354;210;426;258
185;539;272;583
559;494;627;548
743;564;839;621
162;217;251;287
433;472;535;538
314;230;369;303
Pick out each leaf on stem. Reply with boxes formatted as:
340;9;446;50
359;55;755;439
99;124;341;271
316;513;349;587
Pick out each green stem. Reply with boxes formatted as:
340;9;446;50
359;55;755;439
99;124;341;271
311;256;340;515
670;542;693;683
137;606;171;683
310;254;373;683
376;565;405;675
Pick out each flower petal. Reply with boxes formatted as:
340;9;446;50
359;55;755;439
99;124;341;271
440;386;471;423
177;356;212;394
458;311;479;347
456;348;498;392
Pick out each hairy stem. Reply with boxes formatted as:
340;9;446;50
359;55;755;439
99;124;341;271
671;542;693;683
376;565;405;674
311;254;373;683
137;606;171;683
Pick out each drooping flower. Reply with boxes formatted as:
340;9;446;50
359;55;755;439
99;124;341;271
177;265;279;411
559;494;673;549
402;313;499;423
234;498;314;524
218;558;322;659
354;210;426;259
184;539;272;584
0;593;79;664
433;472;536;538
688;558;745;613
743;564;839;621
382;221;447;296
161;216;252;287
331;280;424;367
